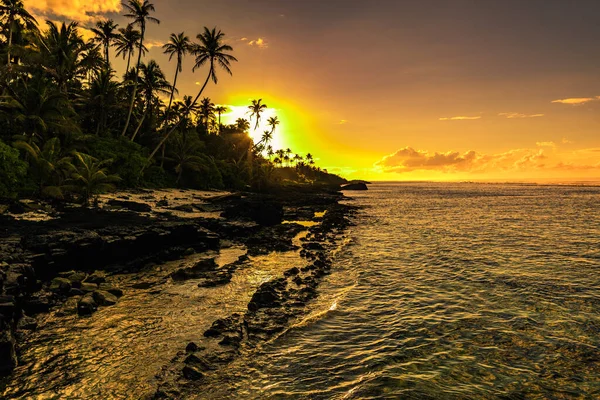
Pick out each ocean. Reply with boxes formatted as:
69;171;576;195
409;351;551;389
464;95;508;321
201;182;600;399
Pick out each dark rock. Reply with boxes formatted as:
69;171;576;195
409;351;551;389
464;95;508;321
85;271;106;284
185;342;199;352
292;276;303;286
49;277;72;294
303;242;324;251
0;330;17;375
17;315;37;331
156;199;168;207
171;258;217;281
68;288;84;296
171;204;194;213
341;182;368;191
284;267;300;277
204;314;242;338
67;272;87;287
107;199;152;212
80;282;98;292
92;290;118;306
77;293;97;315
98;283;123;297
184;354;213;371
21;295;52;314
222;198;284;226
182;365;204;380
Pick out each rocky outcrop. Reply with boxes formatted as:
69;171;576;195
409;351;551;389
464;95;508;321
221;197;284;226
341;182;368;190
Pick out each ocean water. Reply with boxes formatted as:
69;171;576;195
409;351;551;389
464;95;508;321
4;182;600;399
199;182;600;399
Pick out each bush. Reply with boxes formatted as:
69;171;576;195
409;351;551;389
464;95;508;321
143;165;176;188
85;137;147;187
0;139;27;198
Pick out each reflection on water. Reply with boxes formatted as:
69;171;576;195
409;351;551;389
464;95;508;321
190;183;600;399
2;243;308;399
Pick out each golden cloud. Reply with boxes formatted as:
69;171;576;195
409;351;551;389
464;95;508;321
536;141;556;148
247;38;268;49
499;112;544;119
439;116;481;121
374;147;559;174
24;0;122;23
551;96;600;105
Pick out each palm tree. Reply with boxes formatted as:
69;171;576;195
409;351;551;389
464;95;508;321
145;26;237;166
91;19;119;66
79;43;105;82
121;0;160;137
247;99;267;130
267;115;279;133
198;97;214;133
235;117;250;132
162;32;190;128
0;0;37;66
293;154;303;167
87;69;120;135
114;24;146;73
214;105;228;133
165;134;204;184
13;137;74;198
69;152;120;205
36;21;85;93
130;60;171;141
306;153;314;166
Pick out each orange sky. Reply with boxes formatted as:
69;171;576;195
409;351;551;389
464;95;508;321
25;0;600;182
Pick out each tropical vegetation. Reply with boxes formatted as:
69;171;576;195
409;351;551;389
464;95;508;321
0;0;344;202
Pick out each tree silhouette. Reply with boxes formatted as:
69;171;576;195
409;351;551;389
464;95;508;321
247;98;267;130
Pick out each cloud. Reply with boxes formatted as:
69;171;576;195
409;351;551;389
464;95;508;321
536;141;556;148
561;138;574;144
337;119;348;124
247;38;269;49
439;116;481;121
24;0;122;23
374;146;557;174
144;39;165;49
499;112;544;119
551;96;600;105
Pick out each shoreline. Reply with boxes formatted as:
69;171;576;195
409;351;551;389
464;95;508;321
0;185;357;397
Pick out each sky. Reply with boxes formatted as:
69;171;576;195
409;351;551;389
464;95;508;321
23;0;600;182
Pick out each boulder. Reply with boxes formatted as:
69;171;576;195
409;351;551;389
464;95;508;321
170;258;217;281
49;277;72;294
98;283;123;297
92;290;118;306
77;293;97;315
85;271;106;284
80;282;98;292
182;365;204;380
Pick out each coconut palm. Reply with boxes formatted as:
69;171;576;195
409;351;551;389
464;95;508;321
247;99;267;130
13;137;74;198
165;134;204;184
305;153;314;166
0;0;37;66
121;0;160;137
86;69;120;135
91;19;119;66
68;152;120;205
35;21;85;93
214;105;228;133
197;97;214;133
235;117;250;132
161;32;190;127
145;26;237;166
114;24;146;73
79;43;106;82
267;115;279;134
130;60;171;141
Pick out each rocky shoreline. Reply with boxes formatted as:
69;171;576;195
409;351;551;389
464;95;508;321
0;186;356;397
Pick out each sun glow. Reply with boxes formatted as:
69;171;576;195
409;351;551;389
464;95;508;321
221;105;285;150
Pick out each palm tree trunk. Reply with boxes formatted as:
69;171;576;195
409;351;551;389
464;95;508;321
121;25;145;137
105;42;110;66
7;16;13;66
126;51;132;73
162;63;179;128
143;66;213;171
130;103;149;142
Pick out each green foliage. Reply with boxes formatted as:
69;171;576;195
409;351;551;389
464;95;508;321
0;139;27;198
67;152;120;204
85;137;146;187
142;165;175;188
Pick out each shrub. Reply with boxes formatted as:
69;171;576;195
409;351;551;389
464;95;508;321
0;139;27;198
85;137;146;187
